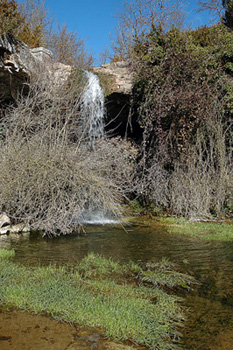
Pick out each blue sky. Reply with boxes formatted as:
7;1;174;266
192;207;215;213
19;0;218;65
44;0;124;64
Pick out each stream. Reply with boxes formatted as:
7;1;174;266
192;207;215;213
0;220;232;350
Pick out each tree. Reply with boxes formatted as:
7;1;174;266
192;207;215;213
112;0;186;60
0;73;136;234
0;0;47;48
130;23;233;217
0;0;93;69
18;0;51;47
132;26;228;165
99;46;111;65
0;0;25;36
197;0;224;23
18;0;93;68
47;23;93;68
222;0;233;28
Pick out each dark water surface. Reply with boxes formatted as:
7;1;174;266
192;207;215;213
0;220;232;349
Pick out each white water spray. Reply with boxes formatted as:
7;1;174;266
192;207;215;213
81;71;105;149
80;210;119;225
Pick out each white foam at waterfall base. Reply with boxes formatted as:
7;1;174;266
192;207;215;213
81;71;105;149
80;210;119;225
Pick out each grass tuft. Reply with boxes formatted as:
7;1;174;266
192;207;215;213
0;248;15;260
0;250;194;349
158;217;233;241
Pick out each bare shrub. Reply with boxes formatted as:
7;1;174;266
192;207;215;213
134;113;232;219
93;137;138;196
0;74;136;235
170;115;232;219
135;152;170;208
47;23;94;69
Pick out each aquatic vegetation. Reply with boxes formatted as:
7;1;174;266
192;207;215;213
0;248;15;260
142;260;194;289
160;218;233;241
0;249;194;350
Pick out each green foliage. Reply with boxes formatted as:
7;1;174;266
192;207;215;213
186;24;233;122
131;23;233;219
223;0;233;29
133;23;233;159
133;26;223;164
0;0;44;47
189;25;221;47
0;248;15;260
0;0;24;35
126;199;144;214
0;252;194;349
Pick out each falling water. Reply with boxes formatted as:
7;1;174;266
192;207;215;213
80;71;117;224
81;71;105;149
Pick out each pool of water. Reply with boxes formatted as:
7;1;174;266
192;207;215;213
0;220;233;349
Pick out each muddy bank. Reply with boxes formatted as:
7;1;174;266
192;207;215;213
0;308;74;350
0;308;147;350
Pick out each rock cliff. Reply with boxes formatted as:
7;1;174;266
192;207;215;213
0;33;72;103
94;61;133;94
0;34;140;140
95;61;141;139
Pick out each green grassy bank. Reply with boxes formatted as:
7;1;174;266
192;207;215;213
0;249;194;350
157;217;233;241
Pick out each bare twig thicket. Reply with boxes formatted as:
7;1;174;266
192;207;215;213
19;0;94;68
0;73;137;235
136;111;233;219
170;113;233;219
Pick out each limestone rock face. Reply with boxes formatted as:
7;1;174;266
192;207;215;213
0;33;72;102
94;61;141;139
0;213;10;228
0;212;30;235
94;61;133;94
52;62;73;85
0;222;30;235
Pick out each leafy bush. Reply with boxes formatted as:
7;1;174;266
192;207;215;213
131;25;233;219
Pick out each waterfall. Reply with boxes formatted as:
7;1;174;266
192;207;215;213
81;71;105;149
79;72;119;224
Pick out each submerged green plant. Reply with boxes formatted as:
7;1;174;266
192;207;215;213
0;248;15;260
0;250;194;350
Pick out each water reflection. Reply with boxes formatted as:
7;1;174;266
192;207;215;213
0;232;30;250
1;221;233;349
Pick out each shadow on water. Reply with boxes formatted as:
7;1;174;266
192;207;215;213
0;220;233;349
